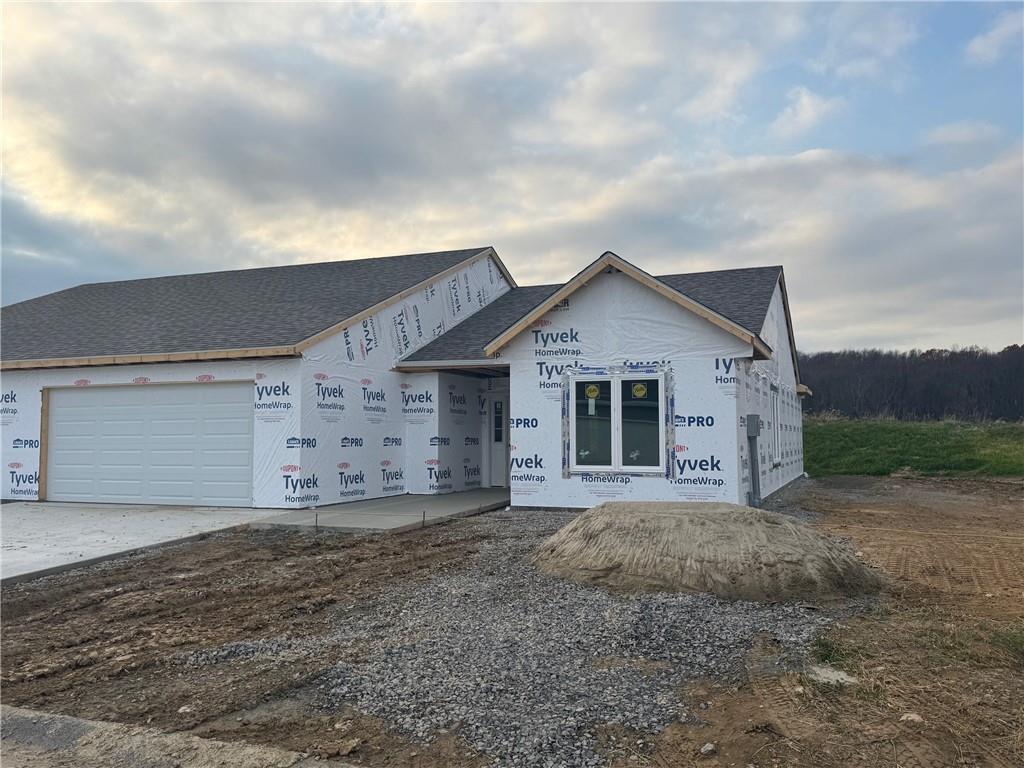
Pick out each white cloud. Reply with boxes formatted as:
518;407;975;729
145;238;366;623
770;87;844;139
922;120;1000;146
965;10;1024;66
812;5;919;80
2;3;1021;352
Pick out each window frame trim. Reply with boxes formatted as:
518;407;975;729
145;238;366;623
568;371;667;475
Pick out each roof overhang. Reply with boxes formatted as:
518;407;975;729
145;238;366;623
1;247;517;371
797;383;812;397
393;358;510;376
774;270;804;388
482;251;772;360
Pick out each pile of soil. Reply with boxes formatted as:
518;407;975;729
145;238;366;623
533;501;882;601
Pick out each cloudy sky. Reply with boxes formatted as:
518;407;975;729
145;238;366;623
3;3;1022;351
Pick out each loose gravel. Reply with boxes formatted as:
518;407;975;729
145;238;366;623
315;509;833;767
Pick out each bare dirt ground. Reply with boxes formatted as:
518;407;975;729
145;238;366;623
3;475;1022;767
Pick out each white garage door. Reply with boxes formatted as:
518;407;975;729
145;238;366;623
47;382;254;506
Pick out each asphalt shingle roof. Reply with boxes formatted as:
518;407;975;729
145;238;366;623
657;265;782;335
1;248;490;362
402;265;783;363
403;284;562;362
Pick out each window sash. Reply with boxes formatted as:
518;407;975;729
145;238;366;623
568;373;666;473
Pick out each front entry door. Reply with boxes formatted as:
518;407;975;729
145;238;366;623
489;395;509;486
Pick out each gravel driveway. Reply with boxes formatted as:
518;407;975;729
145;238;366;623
314;509;831;767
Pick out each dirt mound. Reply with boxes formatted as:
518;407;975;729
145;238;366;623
533;502;882;601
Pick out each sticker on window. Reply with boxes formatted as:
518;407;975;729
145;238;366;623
631;382;647;399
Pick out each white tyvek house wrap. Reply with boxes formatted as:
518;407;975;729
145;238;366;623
296;255;509;506
736;282;804;501
2;255;510;507
1;358;301;505
502;270;752;509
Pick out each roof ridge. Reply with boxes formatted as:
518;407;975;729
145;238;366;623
68;247;493;291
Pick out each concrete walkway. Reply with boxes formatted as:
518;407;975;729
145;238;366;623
0;501;273;581
252;488;510;533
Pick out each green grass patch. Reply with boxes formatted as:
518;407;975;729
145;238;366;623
803;418;1024;477
991;628;1024;664
812;635;856;671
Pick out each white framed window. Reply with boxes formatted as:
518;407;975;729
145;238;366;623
569;373;666;473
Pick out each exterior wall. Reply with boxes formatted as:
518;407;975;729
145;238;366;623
2;254;511;508
295;254;510;505
735;282;804;501
1;357;301;506
502;270;753;509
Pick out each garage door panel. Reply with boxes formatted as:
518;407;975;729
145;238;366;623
47;382;253;506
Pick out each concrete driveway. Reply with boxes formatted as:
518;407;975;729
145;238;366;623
0;490;511;582
0;501;272;581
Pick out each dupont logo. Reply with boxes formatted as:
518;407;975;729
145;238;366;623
255;372;266;380
380;459;392;467
338;462;351;470
532;319;553;328
464;436;480;446
281;464;300;473
313;372;329;381
340;436;364;448
448;383;458;391
400;383;411;390
360;378;373;386
8;462;23;469
425;458;441;466
11;438;40;449
429;436;450;447
195;374;215;382
74;379;90;387
383;436;403;447
132;377;151;385
674;444;689;453
286;436;316;449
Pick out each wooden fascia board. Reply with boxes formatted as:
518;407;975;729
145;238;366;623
797;383;813;397
774;271;803;386
483;252;770;359
293;248;504;354
394;359;509;372
1;345;299;371
483;246;519;289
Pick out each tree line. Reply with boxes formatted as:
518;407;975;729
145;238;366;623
797;345;1023;421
